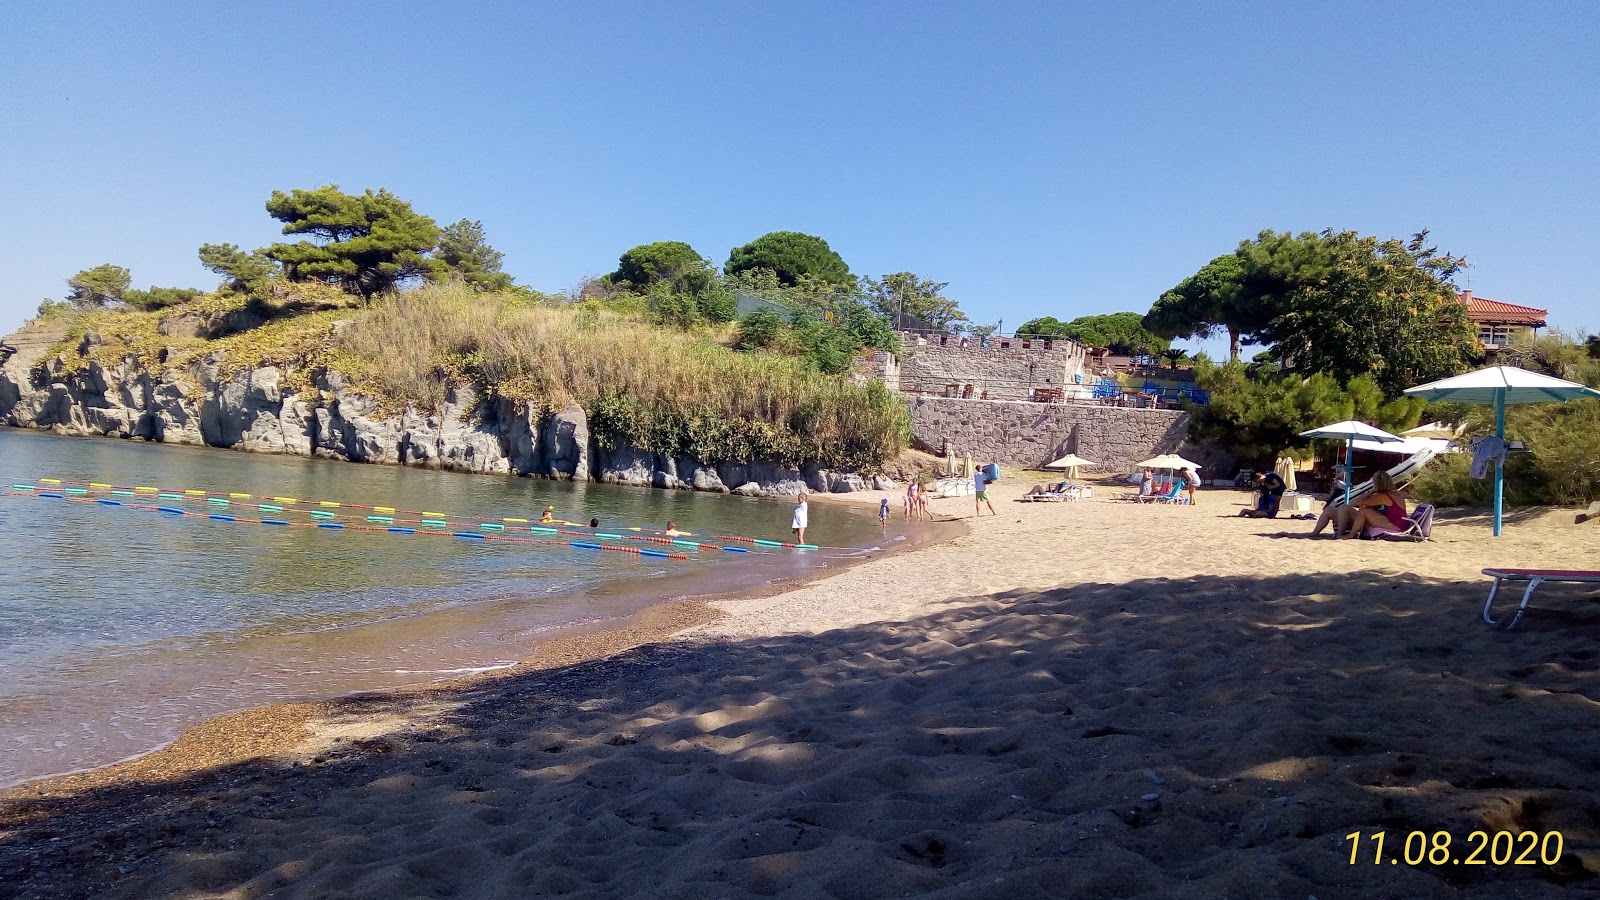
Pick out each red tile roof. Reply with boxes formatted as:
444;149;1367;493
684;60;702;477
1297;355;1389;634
1459;292;1547;326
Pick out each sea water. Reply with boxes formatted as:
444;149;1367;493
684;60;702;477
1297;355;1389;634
0;428;922;786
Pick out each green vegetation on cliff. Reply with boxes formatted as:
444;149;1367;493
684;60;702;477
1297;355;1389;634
43;283;911;471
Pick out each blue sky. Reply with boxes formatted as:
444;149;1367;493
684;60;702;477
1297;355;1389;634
2;1;1596;353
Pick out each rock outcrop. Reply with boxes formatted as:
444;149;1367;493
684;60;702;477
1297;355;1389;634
0;324;881;496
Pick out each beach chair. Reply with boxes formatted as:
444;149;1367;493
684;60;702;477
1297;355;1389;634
1361;503;1435;541
1481;569;1600;631
1139;479;1189;505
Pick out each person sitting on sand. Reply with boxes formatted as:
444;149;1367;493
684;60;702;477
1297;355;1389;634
1239;471;1286;518
664;520;687;537
540;505;556;524
792;492;809;544
1338;470;1409;539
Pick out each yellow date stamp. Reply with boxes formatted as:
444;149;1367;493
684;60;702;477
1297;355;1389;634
1346;830;1563;866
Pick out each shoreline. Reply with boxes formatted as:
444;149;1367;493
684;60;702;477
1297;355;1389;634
5;478;1599;897
1;497;966;801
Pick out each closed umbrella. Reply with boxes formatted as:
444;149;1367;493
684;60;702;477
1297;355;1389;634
1045;453;1097;480
1273;457;1298;492
1298;420;1404;506
1404;366;1600;536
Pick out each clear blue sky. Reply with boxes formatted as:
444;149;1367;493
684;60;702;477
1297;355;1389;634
3;1;1596;352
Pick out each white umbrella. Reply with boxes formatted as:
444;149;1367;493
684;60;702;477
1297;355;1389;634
1273;457;1298;492
1045;453;1097;479
1404;366;1600;536
1135;454;1201;493
1299;420;1404;506
1135;453;1201;471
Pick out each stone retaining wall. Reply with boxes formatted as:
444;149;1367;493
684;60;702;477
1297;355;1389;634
907;396;1191;472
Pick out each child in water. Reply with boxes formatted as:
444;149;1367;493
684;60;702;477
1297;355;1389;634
540;505;556;524
879;496;890;526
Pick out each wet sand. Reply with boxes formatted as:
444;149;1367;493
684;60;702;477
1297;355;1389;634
3;479;1599;898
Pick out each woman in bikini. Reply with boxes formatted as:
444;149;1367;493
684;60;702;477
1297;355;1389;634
1338;470;1408;539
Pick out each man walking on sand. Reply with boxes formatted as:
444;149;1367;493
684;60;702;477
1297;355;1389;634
974;466;996;517
792;492;809;545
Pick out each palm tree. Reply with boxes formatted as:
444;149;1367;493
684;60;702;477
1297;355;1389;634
1162;348;1186;373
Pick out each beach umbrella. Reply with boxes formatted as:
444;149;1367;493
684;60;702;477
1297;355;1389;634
1135;453;1200;472
1045;453;1097;479
1135;453;1201;490
1273;457;1298;492
1299;420;1403;506
1404;365;1600;536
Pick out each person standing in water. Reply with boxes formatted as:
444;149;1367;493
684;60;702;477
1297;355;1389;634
792;492;809;545
879;496;890;526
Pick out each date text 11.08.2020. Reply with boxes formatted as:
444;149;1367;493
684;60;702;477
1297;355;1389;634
1346;831;1563;866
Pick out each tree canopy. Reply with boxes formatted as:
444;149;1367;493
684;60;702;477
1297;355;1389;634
437;219;513;292
198;243;277;295
65;264;131;309
1144;254;1259;361
862;272;967;331
1147;229;1477;396
725;231;852;288
611;241;715;296
1016;312;1169;357
1251;230;1476;396
124;286;203;311
263;185;444;299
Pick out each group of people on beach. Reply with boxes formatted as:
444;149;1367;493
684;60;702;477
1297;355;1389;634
1137;467;1201;505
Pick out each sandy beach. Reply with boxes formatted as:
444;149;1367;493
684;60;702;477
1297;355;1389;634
3;476;1599;899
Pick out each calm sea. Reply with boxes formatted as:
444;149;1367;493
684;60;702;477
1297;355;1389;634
0;428;923;787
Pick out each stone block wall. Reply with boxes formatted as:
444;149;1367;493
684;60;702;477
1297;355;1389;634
896;336;1088;401
906;396;1191;473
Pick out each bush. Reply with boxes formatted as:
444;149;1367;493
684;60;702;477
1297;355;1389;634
1188;359;1424;467
333;285;910;470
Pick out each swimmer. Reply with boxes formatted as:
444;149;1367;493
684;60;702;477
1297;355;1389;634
664;520;688;537
540;505;556;524
589;517;600;529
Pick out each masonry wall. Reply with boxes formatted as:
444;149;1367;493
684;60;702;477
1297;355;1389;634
906;396;1191;472
897;338;1087;401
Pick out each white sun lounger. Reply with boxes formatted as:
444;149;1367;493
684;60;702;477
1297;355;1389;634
1481;568;1600;631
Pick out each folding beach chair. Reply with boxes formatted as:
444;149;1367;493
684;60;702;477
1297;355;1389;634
1362;503;1435;541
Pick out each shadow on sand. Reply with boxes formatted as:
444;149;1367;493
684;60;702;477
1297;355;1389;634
4;571;1600;899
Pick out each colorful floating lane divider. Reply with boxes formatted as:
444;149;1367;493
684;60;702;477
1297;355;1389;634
37;477;814;553
1;486;688;560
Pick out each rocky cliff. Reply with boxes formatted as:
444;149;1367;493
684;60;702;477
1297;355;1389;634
0;321;890;496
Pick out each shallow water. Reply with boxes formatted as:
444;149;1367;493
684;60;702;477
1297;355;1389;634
0;428;927;786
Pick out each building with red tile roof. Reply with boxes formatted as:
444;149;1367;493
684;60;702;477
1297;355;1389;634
1459;290;1547;351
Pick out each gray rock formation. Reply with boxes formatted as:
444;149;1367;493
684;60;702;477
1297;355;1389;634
0;322;879;496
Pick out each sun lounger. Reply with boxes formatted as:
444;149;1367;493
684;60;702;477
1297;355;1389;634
1138;480;1189;505
1481;568;1600;630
